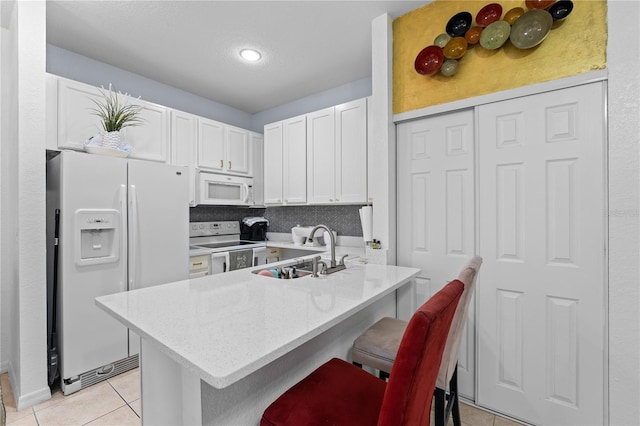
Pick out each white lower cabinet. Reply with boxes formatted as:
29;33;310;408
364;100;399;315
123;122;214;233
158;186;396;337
396;82;606;426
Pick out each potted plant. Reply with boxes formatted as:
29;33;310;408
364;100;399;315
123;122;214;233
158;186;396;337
90;84;144;149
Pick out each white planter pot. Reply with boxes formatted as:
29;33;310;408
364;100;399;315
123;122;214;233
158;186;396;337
102;131;121;149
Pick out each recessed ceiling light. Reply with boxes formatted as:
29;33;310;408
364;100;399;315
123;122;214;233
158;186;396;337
239;49;261;62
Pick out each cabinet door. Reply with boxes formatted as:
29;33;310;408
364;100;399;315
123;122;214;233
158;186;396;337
283;115;307;204
307;107;336;204
226;126;250;175
263;122;284;204
335;98;367;203
171;111;198;206
250;132;265;207
397;109;476;399
57;78;104;150
198;118;225;171
476;82;605;426
124;99;169;162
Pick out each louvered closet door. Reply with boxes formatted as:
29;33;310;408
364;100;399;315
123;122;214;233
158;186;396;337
476;82;606;425
397;109;476;399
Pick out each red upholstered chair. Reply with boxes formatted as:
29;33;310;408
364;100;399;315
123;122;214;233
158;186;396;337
351;256;483;426
260;279;464;426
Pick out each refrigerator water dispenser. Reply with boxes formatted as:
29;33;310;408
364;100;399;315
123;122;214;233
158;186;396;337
75;209;120;266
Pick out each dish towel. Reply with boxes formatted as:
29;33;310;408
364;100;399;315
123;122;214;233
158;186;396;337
228;249;254;271
243;217;269;226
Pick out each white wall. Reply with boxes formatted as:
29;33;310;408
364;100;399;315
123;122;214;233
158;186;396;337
368;14;395;265
0;0;51;410
0;0;19;377
606;2;640;424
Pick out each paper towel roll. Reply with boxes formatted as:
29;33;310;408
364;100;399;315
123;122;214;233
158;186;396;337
359;206;373;242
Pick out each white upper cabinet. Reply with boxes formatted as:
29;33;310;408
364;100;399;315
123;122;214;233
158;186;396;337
307;107;336;204
250;132;265;207
198;118;250;175
282;115;307;205
170;110;198;206
263;115;307;206
265;97;367;206
226;125;251;175
54;77;104;151
198;118;226;171
122;99;169;162
52;76;169;162
307;98;367;204
263;122;284;205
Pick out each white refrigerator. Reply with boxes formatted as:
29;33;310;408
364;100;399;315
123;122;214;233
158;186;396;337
46;151;189;395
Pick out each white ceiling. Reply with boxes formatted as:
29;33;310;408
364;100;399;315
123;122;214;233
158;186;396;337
46;1;425;114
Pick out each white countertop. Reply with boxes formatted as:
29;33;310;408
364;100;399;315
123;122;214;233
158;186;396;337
96;263;419;389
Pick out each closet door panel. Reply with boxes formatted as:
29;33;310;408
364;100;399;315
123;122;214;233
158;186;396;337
476;82;606;426
397;109;475;399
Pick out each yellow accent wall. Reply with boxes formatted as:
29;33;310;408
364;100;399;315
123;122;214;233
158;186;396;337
393;0;607;114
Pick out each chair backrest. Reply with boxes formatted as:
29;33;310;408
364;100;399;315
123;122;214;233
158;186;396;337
377;279;464;426
437;256;483;389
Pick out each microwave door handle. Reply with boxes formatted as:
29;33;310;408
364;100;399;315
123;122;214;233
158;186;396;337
242;183;250;203
120;184;128;293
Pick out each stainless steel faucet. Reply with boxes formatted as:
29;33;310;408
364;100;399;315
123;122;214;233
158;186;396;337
309;224;346;275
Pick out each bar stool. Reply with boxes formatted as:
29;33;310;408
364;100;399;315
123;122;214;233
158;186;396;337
260;279;465;426
352;256;482;426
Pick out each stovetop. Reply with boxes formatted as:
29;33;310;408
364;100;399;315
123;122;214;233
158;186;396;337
189;221;266;253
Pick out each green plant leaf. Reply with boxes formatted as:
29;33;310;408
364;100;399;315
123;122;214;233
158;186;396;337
89;85;144;132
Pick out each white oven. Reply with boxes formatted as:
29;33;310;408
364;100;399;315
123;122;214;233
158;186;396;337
196;171;254;206
189;221;266;277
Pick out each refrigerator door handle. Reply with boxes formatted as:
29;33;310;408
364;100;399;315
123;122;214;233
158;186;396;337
129;184;137;290
120;184;128;293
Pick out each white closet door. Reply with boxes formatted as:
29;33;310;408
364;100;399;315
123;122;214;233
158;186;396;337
477;82;606;425
397;109;476;399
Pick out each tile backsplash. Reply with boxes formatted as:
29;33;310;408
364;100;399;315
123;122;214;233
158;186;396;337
190;205;365;237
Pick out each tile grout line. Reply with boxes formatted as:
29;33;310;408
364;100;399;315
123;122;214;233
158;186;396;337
107;380;140;420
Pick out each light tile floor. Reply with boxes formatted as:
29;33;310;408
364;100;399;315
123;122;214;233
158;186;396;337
2;368;140;426
2;368;523;426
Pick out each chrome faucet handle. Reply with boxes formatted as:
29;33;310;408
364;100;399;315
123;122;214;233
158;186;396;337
339;254;348;266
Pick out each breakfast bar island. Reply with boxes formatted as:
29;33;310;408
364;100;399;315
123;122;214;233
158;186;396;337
96;262;420;425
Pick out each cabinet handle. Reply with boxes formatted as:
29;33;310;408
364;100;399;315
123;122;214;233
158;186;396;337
329;199;333;202
220;160;223;168
335;198;339;202
228;161;232;169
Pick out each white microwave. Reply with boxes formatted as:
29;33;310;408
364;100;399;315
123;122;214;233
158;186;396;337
197;171;254;206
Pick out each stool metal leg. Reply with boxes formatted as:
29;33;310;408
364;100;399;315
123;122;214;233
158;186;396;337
450;366;461;426
434;387;446;426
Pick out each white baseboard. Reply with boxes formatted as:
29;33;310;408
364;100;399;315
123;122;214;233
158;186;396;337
7;362;51;411
0;360;9;374
15;386;51;411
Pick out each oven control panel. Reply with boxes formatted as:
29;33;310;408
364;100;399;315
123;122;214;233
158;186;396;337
189;221;240;237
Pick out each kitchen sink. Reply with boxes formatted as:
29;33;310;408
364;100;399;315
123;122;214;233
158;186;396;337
252;266;312;279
